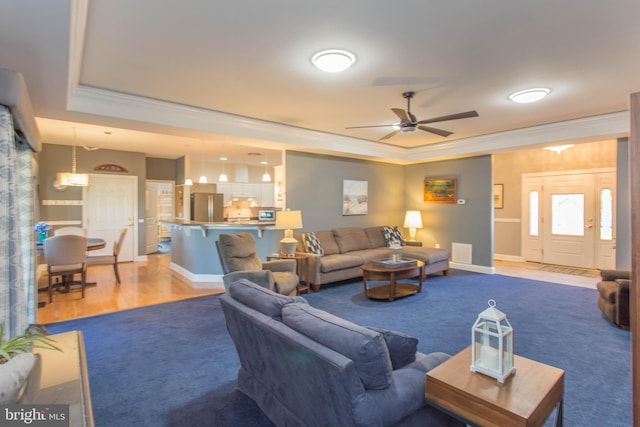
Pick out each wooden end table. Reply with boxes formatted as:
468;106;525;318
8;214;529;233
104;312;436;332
361;260;424;301
426;346;564;427
266;253;310;295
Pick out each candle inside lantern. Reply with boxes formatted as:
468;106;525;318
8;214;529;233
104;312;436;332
480;345;499;371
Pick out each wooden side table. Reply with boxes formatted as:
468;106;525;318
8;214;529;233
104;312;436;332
266;253;310;295
426;346;564;427
23;331;94;426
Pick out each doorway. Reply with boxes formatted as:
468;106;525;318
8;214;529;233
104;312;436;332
523;169;616;270
145;180;174;254
83;174;138;262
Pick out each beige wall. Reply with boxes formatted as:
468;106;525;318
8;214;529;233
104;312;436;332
493;139;618;259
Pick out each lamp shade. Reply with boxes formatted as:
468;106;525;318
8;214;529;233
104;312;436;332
275;210;303;231
403;211;423;229
56;172;89;187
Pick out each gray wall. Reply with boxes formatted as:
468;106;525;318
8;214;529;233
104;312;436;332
405;156;493;267
146;157;176;181
285;151;405;230
286;151;494;267
37;144;147;256
616;138;631;269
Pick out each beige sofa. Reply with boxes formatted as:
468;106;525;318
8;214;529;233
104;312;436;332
294;226;450;292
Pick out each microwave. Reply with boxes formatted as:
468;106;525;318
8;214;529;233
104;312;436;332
258;210;275;221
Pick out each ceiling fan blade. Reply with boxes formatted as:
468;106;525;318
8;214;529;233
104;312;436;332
417;110;479;125
417;125;453;137
345;124;394;129
391;108;412;123
380;129;401;140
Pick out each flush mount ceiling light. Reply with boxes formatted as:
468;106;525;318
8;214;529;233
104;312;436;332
544;144;574;153
312;49;356;73
509;88;550;103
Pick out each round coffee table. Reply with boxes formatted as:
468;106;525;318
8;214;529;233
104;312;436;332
361;260;424;301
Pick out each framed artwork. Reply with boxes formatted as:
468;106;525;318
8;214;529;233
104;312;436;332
342;180;368;215
493;184;504;209
424;178;457;203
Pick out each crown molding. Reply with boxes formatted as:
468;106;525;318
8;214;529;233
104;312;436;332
67;84;407;160
404;111;629;162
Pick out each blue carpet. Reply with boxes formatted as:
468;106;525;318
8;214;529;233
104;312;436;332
46;270;631;426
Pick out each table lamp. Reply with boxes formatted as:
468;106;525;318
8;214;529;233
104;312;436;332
403;210;423;241
275;209;303;256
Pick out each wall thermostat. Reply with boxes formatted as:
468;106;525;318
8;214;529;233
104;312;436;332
457;199;466;205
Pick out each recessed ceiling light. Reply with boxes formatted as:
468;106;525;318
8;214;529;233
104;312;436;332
312;49;356;73
509;88;551;103
544;144;574;153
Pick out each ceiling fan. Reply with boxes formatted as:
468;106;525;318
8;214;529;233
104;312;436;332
346;91;479;140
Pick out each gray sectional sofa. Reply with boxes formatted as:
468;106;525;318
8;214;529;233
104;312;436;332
294;226;450;292
220;278;462;427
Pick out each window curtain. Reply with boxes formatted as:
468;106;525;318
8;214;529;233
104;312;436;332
0;105;36;337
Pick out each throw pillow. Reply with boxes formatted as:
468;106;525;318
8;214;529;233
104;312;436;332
383;226;405;247
367;326;418;369
303;232;324;256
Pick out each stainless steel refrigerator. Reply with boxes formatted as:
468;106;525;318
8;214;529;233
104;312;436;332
190;193;224;222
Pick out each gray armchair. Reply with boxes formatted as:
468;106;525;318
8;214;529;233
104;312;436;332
216;232;299;296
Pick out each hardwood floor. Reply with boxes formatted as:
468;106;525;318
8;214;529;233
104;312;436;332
494;259;599;289
37;253;223;324
37;254;599;324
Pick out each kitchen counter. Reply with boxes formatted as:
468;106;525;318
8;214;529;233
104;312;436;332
161;220;281;288
163;219;276;237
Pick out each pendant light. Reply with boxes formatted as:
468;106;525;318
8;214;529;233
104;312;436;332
198;161;208;183
55;128;89;187
218;157;228;182
262;159;271;182
198;141;208;183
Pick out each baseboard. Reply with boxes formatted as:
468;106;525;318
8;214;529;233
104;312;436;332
450;262;495;274
493;254;525;262
168;262;224;290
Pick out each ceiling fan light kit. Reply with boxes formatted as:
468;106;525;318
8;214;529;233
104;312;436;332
346;91;479;140
312;49;356;73
509;88;550;103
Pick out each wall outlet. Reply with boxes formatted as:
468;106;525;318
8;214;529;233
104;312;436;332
434;243;440;248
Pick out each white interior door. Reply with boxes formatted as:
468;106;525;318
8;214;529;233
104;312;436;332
83;174;137;262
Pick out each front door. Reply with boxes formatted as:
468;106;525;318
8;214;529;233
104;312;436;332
83;174;137;262
542;173;595;268
523;169;616;269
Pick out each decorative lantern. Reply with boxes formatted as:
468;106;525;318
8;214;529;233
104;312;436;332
470;299;515;383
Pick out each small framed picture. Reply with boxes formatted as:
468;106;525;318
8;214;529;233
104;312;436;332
493;184;504;209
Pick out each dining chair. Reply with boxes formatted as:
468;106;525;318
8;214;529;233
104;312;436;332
86;228;128;283
43;235;88;302
54;226;87;236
